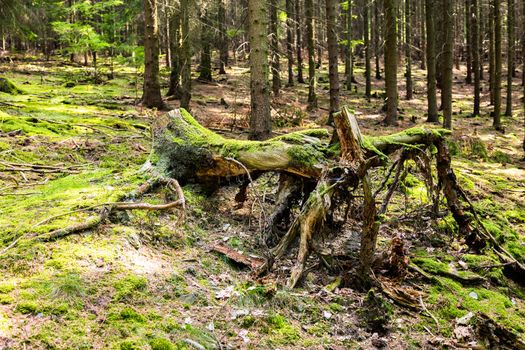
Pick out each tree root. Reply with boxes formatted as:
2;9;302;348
39;178;185;242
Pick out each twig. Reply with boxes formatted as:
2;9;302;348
419;295;440;329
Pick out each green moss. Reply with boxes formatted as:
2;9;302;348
265;313;300;345
491;150;512;164
470;139;489;160
0;294;14;304
149;338;176;350
0;77;24;94
113;274;148;301
118;307;146;323
15;300;40;314
503;209;525;223
427;277;525;335
359;288;393;333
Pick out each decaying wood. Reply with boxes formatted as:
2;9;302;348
34;107;523;289
211;242;265;270
151;108;524;288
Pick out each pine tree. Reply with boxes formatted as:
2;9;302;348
306;0;317;109
405;0;413;100
180;0;192;110
442;0;454;129
383;0;398;125
505;0;514;116
364;0;372;100
472;0;481;116
142;0;165;109
248;0;272;140
326;0;340;120
270;0;281;96
493;0;503;129
425;0;438;122
286;0;294;86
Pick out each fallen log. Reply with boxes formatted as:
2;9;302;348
153;108;451;183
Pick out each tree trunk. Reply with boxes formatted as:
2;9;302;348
198;9;213;82
425;0;438;122
405;0;413;100
248;0;272;140
218;0;228;75
142;0;166;109
364;0;372;100
326;0;340;121
296;0;305;83
306;0;317;109
346;0;354;90
270;0;281;96
383;0;398;125
286;0;294;87
465;0;473;84
442;0;454;130
472;0;481;116
489;3;496;105
180;0;191;110
374;0;382;79
167;10;182;98
493;0;502;129
505;0;514;116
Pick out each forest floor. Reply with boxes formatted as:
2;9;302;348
0;56;524;350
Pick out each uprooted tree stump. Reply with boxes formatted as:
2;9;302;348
30;107;525;289
152;108;525;288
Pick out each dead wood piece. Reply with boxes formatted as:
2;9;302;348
211;242;265;270
39;179;185;241
476;312;525;350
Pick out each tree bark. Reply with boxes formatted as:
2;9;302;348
296;0;305;83
180;0;191;109
383;0;398;125
248;0;272;140
326;0;340;122
442;0;454;130
286;0;294;87
346;0;354;90
306;0;317;109
374;0;382;79
198;9;213;82
270;0;281;96
364;0;372;100
493;0;502;129
505;0;514;116
425;0;438;122
218;0;228;75
472;0;481;116
167;9;182;98
142;0;165;109
465;0;473;84
405;0;413;100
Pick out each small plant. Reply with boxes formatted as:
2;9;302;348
50;272;86;303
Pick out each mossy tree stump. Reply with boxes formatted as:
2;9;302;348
142;108;525;286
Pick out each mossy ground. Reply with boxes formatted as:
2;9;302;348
1;56;524;349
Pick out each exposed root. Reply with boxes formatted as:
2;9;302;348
38;178;185;242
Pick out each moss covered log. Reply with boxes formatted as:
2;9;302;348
0;77;23;94
153;109;451;182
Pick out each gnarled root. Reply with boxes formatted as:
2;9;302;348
40;178;185;241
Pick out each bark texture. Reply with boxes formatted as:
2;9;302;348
142;0;165;109
248;0;272;140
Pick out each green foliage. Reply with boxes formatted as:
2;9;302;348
52;21;109;58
